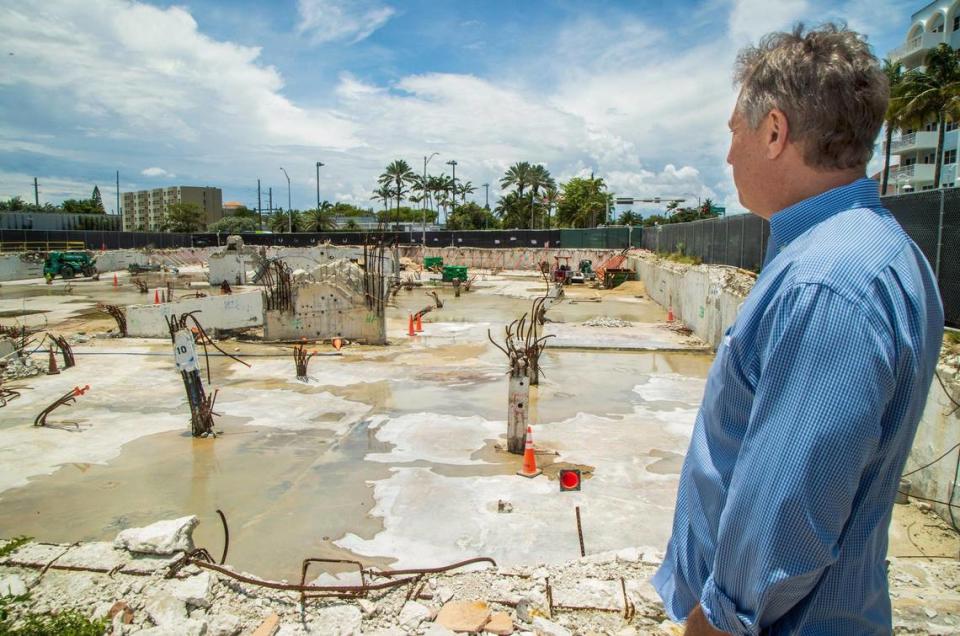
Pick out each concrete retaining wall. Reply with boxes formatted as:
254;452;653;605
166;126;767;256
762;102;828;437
126;291;263;337
631;257;747;350
94;251;149;273
264;280;385;344
0;254;43;280
907;375;959;526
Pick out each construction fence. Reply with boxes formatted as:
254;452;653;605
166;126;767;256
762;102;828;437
639;191;958;327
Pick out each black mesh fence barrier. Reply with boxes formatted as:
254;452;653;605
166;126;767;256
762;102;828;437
639;215;770;273
636;194;956;327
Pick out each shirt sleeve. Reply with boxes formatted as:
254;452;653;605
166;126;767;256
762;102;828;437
699;283;896;635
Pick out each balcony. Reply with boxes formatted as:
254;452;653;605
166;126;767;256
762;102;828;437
888;130;939;154
889;32;946;65
890;163;936;185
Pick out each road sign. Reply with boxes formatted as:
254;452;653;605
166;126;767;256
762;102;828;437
615;197;634;205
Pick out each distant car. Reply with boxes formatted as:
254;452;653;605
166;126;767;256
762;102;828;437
570;271;585;284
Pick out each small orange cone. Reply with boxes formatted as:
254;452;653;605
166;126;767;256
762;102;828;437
415;313;423;332
47;349;60;375
154;289;160;304
113;273;118;287
667;306;675;322
408;314;415;337
332;338;342;351
517;426;542;478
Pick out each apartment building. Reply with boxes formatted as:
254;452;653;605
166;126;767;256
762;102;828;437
887;1;960;192
121;186;223;231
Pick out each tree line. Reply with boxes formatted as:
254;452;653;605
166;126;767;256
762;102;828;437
0;187;108;215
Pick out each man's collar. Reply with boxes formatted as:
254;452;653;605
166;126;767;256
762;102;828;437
768;177;880;249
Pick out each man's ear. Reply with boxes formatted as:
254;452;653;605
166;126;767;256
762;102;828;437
765;108;789;160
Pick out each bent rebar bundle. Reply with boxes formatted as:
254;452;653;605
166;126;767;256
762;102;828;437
487;295;554;379
293;343;316;381
261;260;293;311
96;304;127;337
164;311;249;437
34;385;89;427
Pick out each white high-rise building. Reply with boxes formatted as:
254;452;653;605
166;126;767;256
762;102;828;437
886;1;960;193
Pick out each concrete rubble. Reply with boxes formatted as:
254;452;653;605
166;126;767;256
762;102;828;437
1;507;958;635
583;317;633;328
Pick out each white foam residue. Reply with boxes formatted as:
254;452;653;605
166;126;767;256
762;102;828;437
0;352;189;494
215;389;370;433
632;373;706;406
366;412;503;465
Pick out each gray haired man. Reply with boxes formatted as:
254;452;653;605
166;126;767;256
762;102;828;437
653;24;944;635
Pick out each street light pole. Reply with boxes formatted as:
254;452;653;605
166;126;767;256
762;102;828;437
446;160;457;226
280;167;292;233
423;153;438;245
316;161;324;230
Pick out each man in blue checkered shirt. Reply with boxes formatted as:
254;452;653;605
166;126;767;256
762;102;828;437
653;24;944;635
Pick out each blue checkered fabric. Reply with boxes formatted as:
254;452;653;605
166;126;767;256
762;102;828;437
652;178;944;634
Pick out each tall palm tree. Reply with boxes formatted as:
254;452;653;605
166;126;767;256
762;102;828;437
371;184;393;214
378;160;416;224
881;58;905;196
895;44;960;189
457;180;477;206
542;186;561;228
527;165;555;229
304;201;336;231
500;162;533;199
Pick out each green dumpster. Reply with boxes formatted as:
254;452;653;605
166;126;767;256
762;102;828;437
424;256;444;269
442;265;468;282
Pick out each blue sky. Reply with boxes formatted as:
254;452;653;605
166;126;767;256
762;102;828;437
0;0;913;217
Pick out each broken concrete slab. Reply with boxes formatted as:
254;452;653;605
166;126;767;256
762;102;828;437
484;611;514;635
144;590;188;625
114;515;198;555
126;292;263;337
0;574;27;597
168;571;216;608
398;601;432;630
435;600;492;633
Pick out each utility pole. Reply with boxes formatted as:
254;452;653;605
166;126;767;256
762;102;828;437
280;167;291;233
482;183;490;230
257;179;262;230
268;187;273;217
33;177;39;206
446;160;457;226
115;171;120;216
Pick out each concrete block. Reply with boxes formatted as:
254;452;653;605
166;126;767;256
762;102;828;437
127;291;263;337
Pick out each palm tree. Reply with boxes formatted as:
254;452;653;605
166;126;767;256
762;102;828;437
269;209;300;233
457;180;477;206
378;160;416;225
542;186;561;228
618;210;642;225
881;59;905;196
895;44;960;189
304;201;336;232
371;184;393;214
527;165;555;229
500;162;533;199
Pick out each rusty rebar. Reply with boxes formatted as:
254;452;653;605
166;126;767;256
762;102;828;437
293;343;316;380
133;278;148;293
576;506;585;557
97;304;127;337
34;385;89;427
546;576;554;618
216;509;229;565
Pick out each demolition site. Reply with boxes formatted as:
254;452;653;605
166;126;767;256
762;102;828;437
0;239;957;635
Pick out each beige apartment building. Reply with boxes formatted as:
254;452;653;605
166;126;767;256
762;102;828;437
121;186;223;231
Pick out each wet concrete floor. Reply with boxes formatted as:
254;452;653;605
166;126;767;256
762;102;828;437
0;271;712;580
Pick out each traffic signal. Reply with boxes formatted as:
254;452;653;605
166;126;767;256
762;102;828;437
559;469;581;491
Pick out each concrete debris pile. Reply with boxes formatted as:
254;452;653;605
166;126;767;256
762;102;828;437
584;316;633;328
2;353;42;380
2;512;958;635
939;334;960;390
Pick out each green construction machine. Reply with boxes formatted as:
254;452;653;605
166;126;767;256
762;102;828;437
43;251;98;281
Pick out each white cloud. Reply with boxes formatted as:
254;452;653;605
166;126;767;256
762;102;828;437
296;0;394;45
0;170;115;208
728;0;809;45
141;167;175;178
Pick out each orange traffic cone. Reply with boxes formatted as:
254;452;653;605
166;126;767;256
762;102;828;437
154;289;160;304
113;273;118;287
517;426;542;478
47;349;60;375
332;338;343;351
408;314;415;337
667;306;675;322
415;313;423;333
